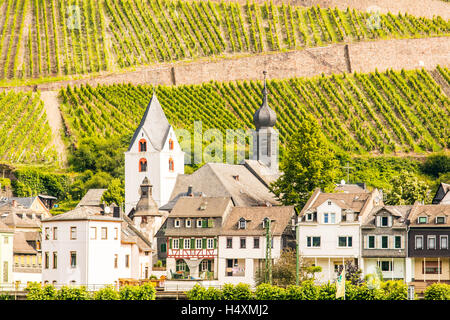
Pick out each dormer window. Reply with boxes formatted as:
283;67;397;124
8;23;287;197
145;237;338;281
238;218;246;229
381;216;389;227
436;216;446;224
262;217;270;229
139;139;147;152
328;201;332;206
418;216;428;224
174;219;180;228
324;213;335;224
186;219;191;228
197;219;202;228
139;158;147;172
305;213;314;221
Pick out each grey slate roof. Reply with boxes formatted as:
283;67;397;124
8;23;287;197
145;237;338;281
127;92;171;152
253;78;277;130
169;163;279;207
361;205;413;227
42;206;122;222
76;189;107;208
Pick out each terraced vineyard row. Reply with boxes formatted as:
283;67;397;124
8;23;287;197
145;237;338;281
58;67;450;157
0;90;57;163
0;0;448;80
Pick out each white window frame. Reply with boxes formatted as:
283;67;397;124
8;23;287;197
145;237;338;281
418;216;428;224
377;260;393;272
239;218;246;229
196;238;202;249
428;235;436;250
197;219;202;228
186;219;192;228
380;216;389;227
53;227;58;240
45;227;50;240
175;219;181;228
324;213;329;224
207;238;214;249
70;227;77;240
415;235;423;249
90;227;97;240
394;235;402;249
172;239;179;249
338;236;353;248
305;213;313;221
440;235;448;250
101;227;108;240
184;238;190;249
114;227;118;240
367;235;375;249
380;235;389;249
306;236;321;248
436;216;446;224
330;213;336;224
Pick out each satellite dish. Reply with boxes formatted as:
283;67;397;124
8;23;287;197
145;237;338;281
104;207;111;214
341;180;346;185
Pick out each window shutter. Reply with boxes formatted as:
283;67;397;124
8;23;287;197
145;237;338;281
214;238;217;249
388;216;392;227
202;238;206;249
208;219;214;228
169;239;172;249
180;239;184;249
202;219;207;228
191;238;195;249
364;235;367;248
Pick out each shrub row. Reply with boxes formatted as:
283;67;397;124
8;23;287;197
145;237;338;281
423;283;450;300
186;280;410;300
25;282;156;300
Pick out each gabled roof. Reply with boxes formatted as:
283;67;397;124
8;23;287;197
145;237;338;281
362;205;413;227
76;189;107;208
334;183;368;193
42;206;122;222
408;203;450;227
0;220;12;233
1;212;41;229
221;206;295;236
169;163;279;207
432;182;450;204
127;92;171;152
13;231;38;254
169;197;233;218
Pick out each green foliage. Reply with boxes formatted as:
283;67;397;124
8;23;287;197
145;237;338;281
101;178;125;208
0;177;11;188
317;282;337;300
385;170;432;205
381;280;408;300
93;285;120;300
271;116;340;210
222;283;253;300
424;283;450;300
56;286;91;300
25;282;56;300
253;283;286;300
422;153;450;178
186;284;223;300
119;283;156;300
285;281;319;300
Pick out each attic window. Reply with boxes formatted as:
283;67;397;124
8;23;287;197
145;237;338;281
328;201;332;206
262;217;270;229
174;219;180;228
238;218;246;229
199;201;208;210
436;216;446;224
305;213;313;221
418;216;428;224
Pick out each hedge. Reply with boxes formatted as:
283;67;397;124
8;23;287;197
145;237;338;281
186;280;410;300
424;283;450;300
25;282;156;300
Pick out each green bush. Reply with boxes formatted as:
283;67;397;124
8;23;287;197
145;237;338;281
381;280;408;300
93;285;120;300
345;282;384;300
424;283;450;300
221;283;253;300
317;282;337;300
254;283;286;300
119;283;156;300
56;286;91;300
26;282;56;300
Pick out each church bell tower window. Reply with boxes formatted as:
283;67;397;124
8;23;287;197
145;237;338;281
139;139;147;152
169;158;174;172
169;139;174;150
139;158;147;172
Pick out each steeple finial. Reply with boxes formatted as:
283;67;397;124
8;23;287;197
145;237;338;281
253;70;276;130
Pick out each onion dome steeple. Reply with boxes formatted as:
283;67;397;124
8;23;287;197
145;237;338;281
253;71;277;130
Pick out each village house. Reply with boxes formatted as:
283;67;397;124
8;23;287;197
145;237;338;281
432;182;450;205
361;205;412;281
159;196;234;280
407;202;450;291
297;188;383;284
0;221;14;290
218;206;295;287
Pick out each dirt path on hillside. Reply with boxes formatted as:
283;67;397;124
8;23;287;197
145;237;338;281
210;0;450;20
39;90;67;166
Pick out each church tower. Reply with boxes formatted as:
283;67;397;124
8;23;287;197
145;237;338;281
124;91;184;215
252;71;279;173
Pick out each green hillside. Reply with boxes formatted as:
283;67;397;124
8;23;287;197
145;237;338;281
0;90;56;164
58;66;450;160
0;0;448;82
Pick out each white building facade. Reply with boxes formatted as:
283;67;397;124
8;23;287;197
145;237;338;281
125;93;184;214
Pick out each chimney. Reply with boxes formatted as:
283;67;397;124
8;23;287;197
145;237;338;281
113;206;121;218
233;175;239;181
12;200;16;207
187;185;193;197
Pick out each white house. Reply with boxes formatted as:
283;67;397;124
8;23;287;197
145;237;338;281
41;205;152;289
0;221;14;290
218;206;295;287
297;188;382;284
124;92;184;214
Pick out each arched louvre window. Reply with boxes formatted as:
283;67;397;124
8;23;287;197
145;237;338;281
139;139;147;152
169;158;174;172
139;158;147;172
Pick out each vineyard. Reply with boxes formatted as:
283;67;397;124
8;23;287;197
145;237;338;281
0;0;448;81
58;66;450;158
0;90;57;164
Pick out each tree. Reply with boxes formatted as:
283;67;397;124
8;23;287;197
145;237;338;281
270;117;340;210
422;153;450;178
384;171;431;205
101;178;125;209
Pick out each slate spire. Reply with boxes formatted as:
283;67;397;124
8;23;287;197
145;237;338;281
253;71;277;130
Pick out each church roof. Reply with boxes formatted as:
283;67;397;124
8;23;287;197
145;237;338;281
127;92;171;152
253;74;277;130
169;163;279;207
